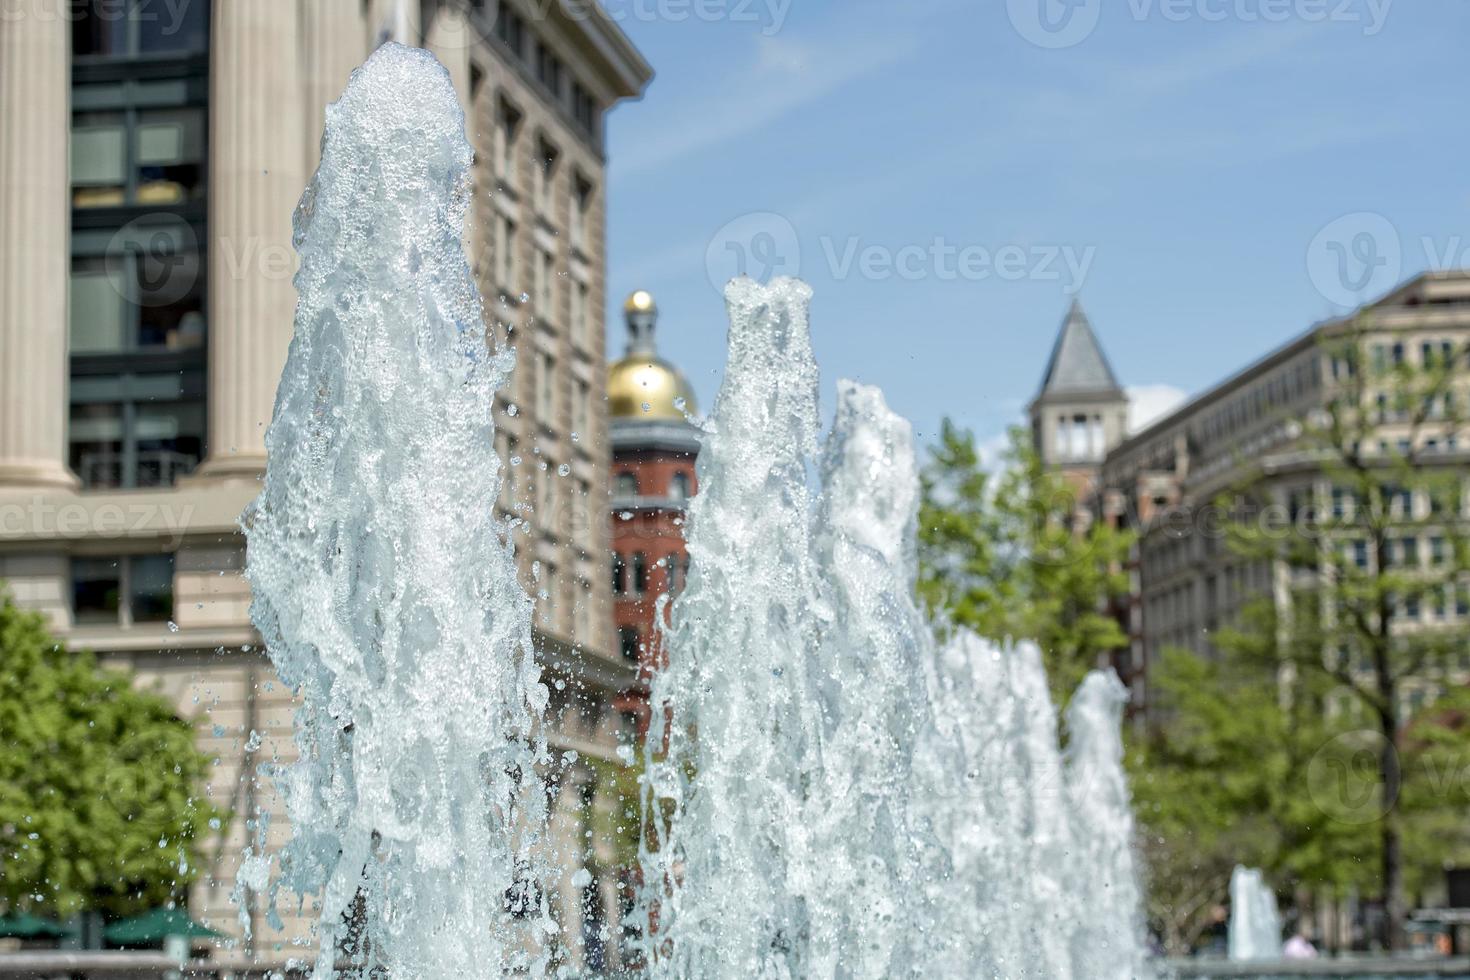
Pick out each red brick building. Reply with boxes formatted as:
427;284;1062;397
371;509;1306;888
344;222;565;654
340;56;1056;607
607;291;699;728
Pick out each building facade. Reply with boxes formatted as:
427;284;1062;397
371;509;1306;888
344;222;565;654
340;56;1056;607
606;291;700;732
1071;271;1470;719
0;0;650;968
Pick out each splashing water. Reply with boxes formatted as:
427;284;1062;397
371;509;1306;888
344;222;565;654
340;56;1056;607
240;43;1155;973
1229;866;1283;961
639;277;1156;979
242;44;552;977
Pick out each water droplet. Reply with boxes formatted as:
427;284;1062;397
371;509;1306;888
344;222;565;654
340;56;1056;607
507;404;518;416
167;621;180;633
641;402;652;413
557;464;570;477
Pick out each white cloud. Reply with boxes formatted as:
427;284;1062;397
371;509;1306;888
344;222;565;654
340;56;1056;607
1127;384;1188;434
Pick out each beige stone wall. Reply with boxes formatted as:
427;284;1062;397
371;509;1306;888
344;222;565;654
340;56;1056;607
0;0;648;966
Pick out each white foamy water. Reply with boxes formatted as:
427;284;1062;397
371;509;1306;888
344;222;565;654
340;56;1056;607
1229;866;1283;961
638;277;1156;979
236;38;1156;971
242;44;552;977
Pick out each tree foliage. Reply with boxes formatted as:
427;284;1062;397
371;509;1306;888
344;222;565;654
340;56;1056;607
0;592;216;918
1133;317;1470;951
917;420;1134;699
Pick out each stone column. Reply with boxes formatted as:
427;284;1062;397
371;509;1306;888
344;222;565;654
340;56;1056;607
424;3;473;119
300;0;365;172
0;2;78;489
197;0;305;478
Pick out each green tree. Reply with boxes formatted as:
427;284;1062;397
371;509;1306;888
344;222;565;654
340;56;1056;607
1131;318;1470;951
918;420;1134;699
0;591;216;918
1131;626;1377;955
1214;318;1470;949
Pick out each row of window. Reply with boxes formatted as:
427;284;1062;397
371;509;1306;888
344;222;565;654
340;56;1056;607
612;553;689;597
612;470;693;501
480;1;602;143
1340;536;1464;572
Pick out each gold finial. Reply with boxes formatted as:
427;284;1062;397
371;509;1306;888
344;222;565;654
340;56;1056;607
625;289;656;314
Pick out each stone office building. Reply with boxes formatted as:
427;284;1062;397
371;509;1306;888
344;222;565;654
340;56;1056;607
1030;272;1470;719
0;0;650;968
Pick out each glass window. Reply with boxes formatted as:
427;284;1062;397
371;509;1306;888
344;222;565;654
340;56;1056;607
616;473;638;497
72;107;206;208
632;553;648;595
72;557;122;625
619;627;640;663
71;112;128;205
138;0;209;54
611;553;625;596
69;258;128;352
74;0;209;57
129;555;175;622
135;108;205;205
71;554;174;626
69;243;204;354
69;372;204;489
671;472;691;501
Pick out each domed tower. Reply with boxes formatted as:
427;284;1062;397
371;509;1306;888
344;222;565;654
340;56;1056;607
607;291;700;724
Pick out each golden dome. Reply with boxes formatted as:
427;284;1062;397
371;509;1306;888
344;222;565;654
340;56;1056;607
608;355;697;420
625;289;656;314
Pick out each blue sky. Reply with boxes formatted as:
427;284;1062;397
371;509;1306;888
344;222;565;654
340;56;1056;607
599;0;1470;456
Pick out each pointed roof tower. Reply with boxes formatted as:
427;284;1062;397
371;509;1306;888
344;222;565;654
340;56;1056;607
1033;300;1124;402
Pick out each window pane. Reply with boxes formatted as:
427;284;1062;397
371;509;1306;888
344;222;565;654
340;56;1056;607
69;403;125;488
135;402;203;486
71;114;127;207
72;557;121;625
135;245;204;348
135;108;205;205
129;555;174;623
137;0;209;54
70;259;128;353
72;5;128;57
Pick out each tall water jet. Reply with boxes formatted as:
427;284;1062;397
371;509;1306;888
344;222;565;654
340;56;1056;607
241;44;552;977
637;277;829;977
639;276;1157;978
1229;866;1283;961
809;379;938;975
1064;670;1153;978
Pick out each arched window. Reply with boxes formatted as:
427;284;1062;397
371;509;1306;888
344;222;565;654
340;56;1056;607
670;471;690;501
616;472;638;497
611;553;625;595
631;552;647;594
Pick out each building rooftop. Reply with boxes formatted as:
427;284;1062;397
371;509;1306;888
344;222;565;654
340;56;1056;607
1033;300;1124;403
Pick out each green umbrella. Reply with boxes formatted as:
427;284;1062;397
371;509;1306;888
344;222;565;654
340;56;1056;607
0;912;77;940
103;907;222;945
